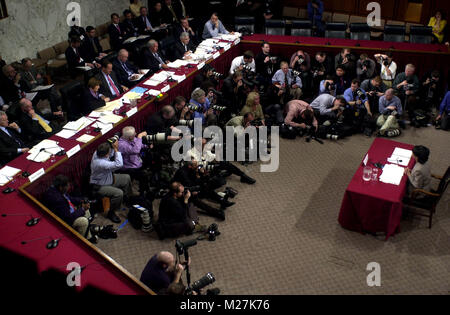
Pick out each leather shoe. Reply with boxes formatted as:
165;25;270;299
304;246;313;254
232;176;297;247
221;199;235;208
215;210;225;221
107;210;121;224
240;174;256;184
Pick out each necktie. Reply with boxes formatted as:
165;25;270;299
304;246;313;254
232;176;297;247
116;24;121;33
3;129;24;147
122;62;132;76
184;44;187;52
106;74;120;96
28;71;36;82
285;73;290;93
154;53;164;65
64;194;77;214
36;115;52;133
92;39;98;54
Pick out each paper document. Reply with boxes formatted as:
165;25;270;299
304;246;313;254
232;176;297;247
55;129;77;139
143;79;161;86
0;166;21;185
379;164;405;185
25;92;38;101
387;147;412;167
130;74;145;81
76;66;92;71
167;60;189;68
76;134;95;143
31;84;54;92
147;89;161;96
95;99;123;112
98;114;123;124
27;150;51;163
129;86;148;95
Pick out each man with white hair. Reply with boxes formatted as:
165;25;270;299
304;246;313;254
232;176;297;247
393;64;419;124
173;32;197;60
141;40;170;73
190;88;216;126
0;111;30;165
140;250;188;293
112;49;142;88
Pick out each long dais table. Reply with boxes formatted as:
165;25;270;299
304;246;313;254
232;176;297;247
0;41;240;294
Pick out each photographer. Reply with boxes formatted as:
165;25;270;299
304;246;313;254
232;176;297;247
356;54;376;82
419;70;445;112
193;64;219;91
290;50;311;72
222;70;247;115
226;112;256;137
377;88;402;136
319;75;337;96
334;48;356;81
255;42;277;88
436;91;450;130
43;175;98;243
118;126;149;194
393;64;420;124
230;51;256;75
333;65;350;96
374;52;397;88
271;61;303;105
361;76;387;115
240;92;265;125
343;79;375;134
312;51;334;91
146;105;179;136
89;141;132;224
174;160;231;220
140;251;188;294
310;94;347;124
172;96;192;121
190;88;219;126
284;99;318;131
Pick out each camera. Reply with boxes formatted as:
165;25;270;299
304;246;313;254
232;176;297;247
242;78;257;88
209;88;223;97
198;162;218;172
211;70;224;79
270;56;278;62
297;56;305;66
250;119;264;127
179;119;194;128
356;89;365;98
362;60;371;69
211;105;227;111
326;134;339;141
107;134;120;145
382;58;390;67
187;103;203;112
175;239;197;255
206;223;221;241
325;81;336;91
185;272;216;295
184;185;201;194
145;133;168;144
241;64;253;72
292;69;301;77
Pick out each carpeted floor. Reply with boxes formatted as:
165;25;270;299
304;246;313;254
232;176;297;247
95;127;450;295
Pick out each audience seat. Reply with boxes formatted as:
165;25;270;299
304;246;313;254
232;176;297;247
409;25;433;44
159;36;176;62
53;41;70;60
384;24;406;42
332;13;349;24
99;37;112;53
291;20;313;37
322;11;332;23
282;6;298;18
349;15;367;24
386;20;406;26
96;23;110;39
265;19;286;35
235;16;255;33
325;22;347;39
38;47;67;75
297;8;308;19
59;80;85;119
350;23;371;40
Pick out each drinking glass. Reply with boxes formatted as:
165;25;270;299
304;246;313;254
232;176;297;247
372;168;379;181
363;166;372;182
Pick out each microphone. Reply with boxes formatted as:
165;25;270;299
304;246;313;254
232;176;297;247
1;213;41;227
22;147;46;177
43;146;66;157
21;236;62;249
92;122;102;133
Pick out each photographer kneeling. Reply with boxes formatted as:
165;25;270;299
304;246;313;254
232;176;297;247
377;89;403;137
284;99;318;132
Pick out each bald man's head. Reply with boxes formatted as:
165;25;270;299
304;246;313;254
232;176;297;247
385;88;394;100
157;251;175;269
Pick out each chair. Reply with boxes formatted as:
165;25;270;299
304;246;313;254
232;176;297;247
282;6;298;18
350;23;371;40
325;22;347;38
59;81;85;120
403;167;450;228
96;23;109;39
37;47;67;75
322;12;332;23
332;13;349;24
265;19;286;35
159;36;176;62
384;24;406;42
291;20;313;37
349;15;367;24
297;8;308;19
235;16;255;34
409;26;432;44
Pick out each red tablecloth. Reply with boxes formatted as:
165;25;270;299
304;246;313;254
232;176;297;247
0;43;240;294
338;138;415;240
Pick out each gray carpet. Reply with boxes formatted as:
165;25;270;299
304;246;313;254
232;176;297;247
95;127;450;295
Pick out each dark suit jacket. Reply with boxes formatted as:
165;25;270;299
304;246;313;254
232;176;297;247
135;15;155;35
174;24;199;44
65;46;86;76
122;19;139;38
95;71;124;99
80;37;103;63
82;88;106;115
0;127;27;165
0;74;27;104
19;68;45;91
42;187;85;226
107;23;126;51
173;40;196;60
111;58;139;88
18;110;60;142
141;49;167;73
149;10;166;27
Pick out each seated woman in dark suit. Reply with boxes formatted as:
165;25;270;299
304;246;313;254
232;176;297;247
404;145;432;195
82;78;110;114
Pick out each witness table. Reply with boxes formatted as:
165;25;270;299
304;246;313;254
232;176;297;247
241;34;450;79
0;41;240;294
338;138;415;240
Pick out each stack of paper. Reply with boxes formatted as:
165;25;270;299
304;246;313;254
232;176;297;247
123;92;142;101
147;89;161;96
387;148;412;167
0;166;21;186
31;84;54;92
27;150;51;162
55;129;78;139
94;99;123;113
171;74;186;83
92;121;113;133
76;134;95;143
76;66;92;71
98;114;123;124
143;78;162;86
63;117;94;131
379;164;405;185
167;60;189;68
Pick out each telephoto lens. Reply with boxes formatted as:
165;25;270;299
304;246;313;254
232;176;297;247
179;120;194;128
187;104;202;112
356;89;365;98
190;273;216;292
146;133;168;144
211;105;227;111
326;134;339;141
107;134;120;145
292;70;301;77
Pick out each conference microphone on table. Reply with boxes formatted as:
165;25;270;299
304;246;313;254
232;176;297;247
21;148;47;177
1;213;41;226
21;235;62;249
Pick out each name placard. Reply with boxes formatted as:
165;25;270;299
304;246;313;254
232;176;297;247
177;75;186;83
197;62;205;70
29;168;45;183
101;124;113;135
234;38;241;45
67;145;81;159
126;107;138;117
224;44;231;51
213;52;220;59
161;85;170;93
